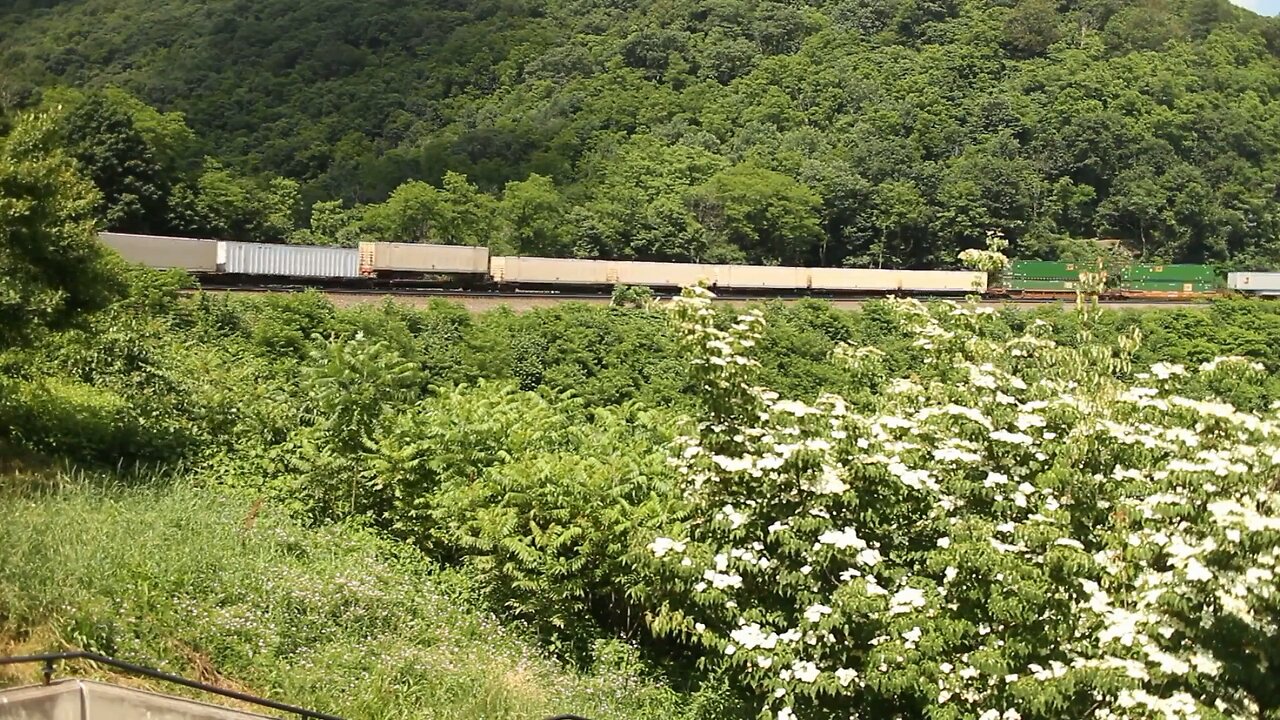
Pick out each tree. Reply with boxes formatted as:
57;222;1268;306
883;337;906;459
59;93;170;234
1002;0;1063;58
362;180;444;244
0;111;124;345
499;174;570;256
691;163;824;266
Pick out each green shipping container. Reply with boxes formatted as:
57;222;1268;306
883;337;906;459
1118;264;1216;293
1002;260;1102;292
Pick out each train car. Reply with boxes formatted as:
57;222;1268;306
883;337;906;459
1116;264;1217;298
490;256;613;286
712;264;810;291
358;242;490;280
99;232;218;272
998;260;1097;296
219;241;358;279
1227;272;1280;296
808;268;987;294
613;260;717;289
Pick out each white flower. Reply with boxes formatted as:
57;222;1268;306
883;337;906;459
648;537;686;558
856;548;883;566
731;624;779;650
990;430;1035;445
702;569;743;589
803;604;833;623
889;587;927;615
818;527;866;549
791;661;820;683
835;667;858;687
1184;558;1213;582
712;455;753;472
777;707;794;720
1151;362;1186;379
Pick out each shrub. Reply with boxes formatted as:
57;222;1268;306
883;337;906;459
371;381;688;661
0;482;690;720
645;288;1280;720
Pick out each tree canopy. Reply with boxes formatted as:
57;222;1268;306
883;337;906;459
5;0;1280;266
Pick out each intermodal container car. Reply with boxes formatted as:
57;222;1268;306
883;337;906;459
713;264;810;290
358;242;490;277
1001;260;1100;293
1227;272;1280;296
219;241;358;278
612;260;717;288
1117;264;1216;296
99;232;218;272
490;256;612;285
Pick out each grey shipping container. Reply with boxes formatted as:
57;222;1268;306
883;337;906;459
1227;272;1280;295
218;241;358;278
99;232;218;272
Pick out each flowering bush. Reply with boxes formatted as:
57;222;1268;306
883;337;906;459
648;287;1279;720
958;231;1011;289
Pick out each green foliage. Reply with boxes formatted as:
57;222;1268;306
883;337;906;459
9;0;1280;265
0;481;690;720
370;384;685;661
0;110;124;345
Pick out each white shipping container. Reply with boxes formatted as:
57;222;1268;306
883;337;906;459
1227;272;1280;294
218;241;358;278
360;242;490;274
99;232;218;272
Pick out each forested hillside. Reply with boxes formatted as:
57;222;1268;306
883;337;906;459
5;0;1280;267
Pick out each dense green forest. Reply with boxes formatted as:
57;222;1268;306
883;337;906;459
5;0;1280;267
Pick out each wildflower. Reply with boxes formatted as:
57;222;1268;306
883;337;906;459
649;537;686;558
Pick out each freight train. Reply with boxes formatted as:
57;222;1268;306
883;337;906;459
98;232;1280;300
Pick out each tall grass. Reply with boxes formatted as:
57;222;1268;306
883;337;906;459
0;481;689;720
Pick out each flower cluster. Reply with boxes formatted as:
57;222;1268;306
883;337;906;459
651;288;1280;720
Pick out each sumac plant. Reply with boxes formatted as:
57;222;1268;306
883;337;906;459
647;287;1279;720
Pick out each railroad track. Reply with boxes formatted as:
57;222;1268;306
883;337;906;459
182;284;1211;310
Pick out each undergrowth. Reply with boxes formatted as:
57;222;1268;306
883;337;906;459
0;478;701;720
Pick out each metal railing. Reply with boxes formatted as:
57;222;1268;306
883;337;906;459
0;652;592;720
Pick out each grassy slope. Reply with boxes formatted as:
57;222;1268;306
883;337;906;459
0;477;688;720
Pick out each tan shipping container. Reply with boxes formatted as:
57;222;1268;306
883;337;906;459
808;267;987;293
99;233;218;272
612;261;716;288
808;267;905;291
712;264;809;290
359;242;489;275
899;270;987;293
490;256;612;285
